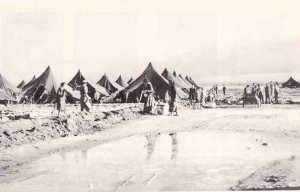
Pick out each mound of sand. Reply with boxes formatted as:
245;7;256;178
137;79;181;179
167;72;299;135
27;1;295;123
0;104;143;149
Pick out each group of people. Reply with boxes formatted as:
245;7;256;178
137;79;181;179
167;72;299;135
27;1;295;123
139;78;179;116
188;85;206;107
243;82;281;104
54;80;91;117
54;79;282;117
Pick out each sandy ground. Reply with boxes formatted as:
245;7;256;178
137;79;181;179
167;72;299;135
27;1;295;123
1;104;300;190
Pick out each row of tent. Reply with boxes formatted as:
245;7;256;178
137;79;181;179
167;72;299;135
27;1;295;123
3;63;298;104
0;63;201;104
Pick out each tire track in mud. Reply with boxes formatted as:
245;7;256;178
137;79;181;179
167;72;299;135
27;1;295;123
144;172;160;188
113;174;136;192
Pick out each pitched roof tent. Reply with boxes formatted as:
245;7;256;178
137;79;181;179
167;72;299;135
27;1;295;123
161;68;188;98
22;75;36;90
21;66;58;103
282;77;300;88
0;74;18;101
123;62;170;102
115;75;128;88
17;80;26;89
0;89;16;101
0;73;20;94
97;73;123;94
172;71;191;89
186;76;199;88
179;74;193;87
68;70;109;97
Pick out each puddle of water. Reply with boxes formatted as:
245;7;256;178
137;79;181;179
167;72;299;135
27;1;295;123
1;130;299;191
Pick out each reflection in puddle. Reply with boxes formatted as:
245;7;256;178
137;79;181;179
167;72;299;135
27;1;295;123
1;130;299;191
170;133;178;160
81;149;87;160
145;133;160;160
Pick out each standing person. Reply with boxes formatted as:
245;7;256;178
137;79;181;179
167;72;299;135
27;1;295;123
252;83;258;96
94;91;100;103
244;85;250;95
55;82;67;117
258;84;264;104
140;79;154;114
265;84;271;104
80;80;91;112
274;82;280;104
215;85;219;96
189;85;196;105
243;85;250;107
195;87;201;108
201;87;206;106
223;86;226;96
270;83;274;103
168;80;178;116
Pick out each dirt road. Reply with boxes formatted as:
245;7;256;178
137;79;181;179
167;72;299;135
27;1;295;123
1;105;300;191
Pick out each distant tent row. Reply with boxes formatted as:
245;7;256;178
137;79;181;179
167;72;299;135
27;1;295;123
97;74;123;94
161;68;188;98
1;63;201;104
68;70;109;102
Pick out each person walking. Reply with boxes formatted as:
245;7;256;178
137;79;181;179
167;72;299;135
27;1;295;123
55;82;67;117
80;80;91;112
168;80;178;116
140;79;154;114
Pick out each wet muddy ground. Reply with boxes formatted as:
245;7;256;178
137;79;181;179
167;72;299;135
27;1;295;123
1;105;300;191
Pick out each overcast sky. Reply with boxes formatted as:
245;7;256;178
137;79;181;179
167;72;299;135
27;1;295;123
0;0;300;85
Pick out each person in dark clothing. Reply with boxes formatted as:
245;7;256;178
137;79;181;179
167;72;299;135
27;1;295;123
189;85;196;105
168;80;178;116
140;78;154;114
215;85;219;96
223;86;226;96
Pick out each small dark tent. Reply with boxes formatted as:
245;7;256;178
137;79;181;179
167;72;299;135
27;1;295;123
97;74;123;94
68;70;109;101
116;75;128;88
127;77;134;85
17;80;26;89
282;77;300;88
123;63;169;103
